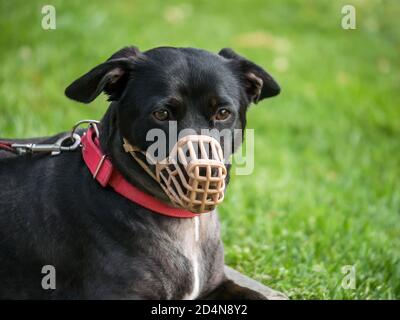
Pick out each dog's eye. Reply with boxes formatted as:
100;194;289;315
215;108;231;121
153;109;169;121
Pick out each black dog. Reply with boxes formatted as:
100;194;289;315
0;46;280;299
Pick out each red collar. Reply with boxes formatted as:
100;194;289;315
81;127;198;218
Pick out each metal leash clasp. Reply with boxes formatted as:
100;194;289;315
11;133;82;156
51;133;82;155
10;119;100;156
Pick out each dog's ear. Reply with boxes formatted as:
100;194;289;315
219;48;280;104
65;46;141;103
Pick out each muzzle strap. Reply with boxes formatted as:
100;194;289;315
81;127;199;218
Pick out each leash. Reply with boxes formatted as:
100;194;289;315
0;142;16;153
0;120;198;218
0;120;98;155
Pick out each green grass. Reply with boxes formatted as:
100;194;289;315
1;0;399;299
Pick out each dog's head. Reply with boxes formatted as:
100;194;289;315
65;46;280;209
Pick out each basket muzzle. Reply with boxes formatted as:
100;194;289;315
123;135;227;213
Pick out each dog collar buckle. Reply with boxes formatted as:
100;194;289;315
93;154;108;179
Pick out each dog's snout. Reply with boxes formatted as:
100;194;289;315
211;166;219;178
197;166;220;178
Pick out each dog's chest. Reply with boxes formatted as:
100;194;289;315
173;212;224;299
180;216;202;299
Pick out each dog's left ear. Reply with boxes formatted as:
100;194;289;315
65;46;141;104
219;48;280;104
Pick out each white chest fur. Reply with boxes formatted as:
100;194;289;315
182;216;201;300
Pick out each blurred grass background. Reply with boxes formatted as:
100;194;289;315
0;0;399;299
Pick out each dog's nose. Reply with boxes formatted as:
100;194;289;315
198;166;220;178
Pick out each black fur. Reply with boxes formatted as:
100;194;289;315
0;46;279;299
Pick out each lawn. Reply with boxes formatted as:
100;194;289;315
0;0;399;299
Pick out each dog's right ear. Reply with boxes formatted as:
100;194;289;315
219;48;280;104
65;46;141;104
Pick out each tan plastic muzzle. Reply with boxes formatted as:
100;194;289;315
123;135;227;213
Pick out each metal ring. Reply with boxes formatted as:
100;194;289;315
70;119;100;139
